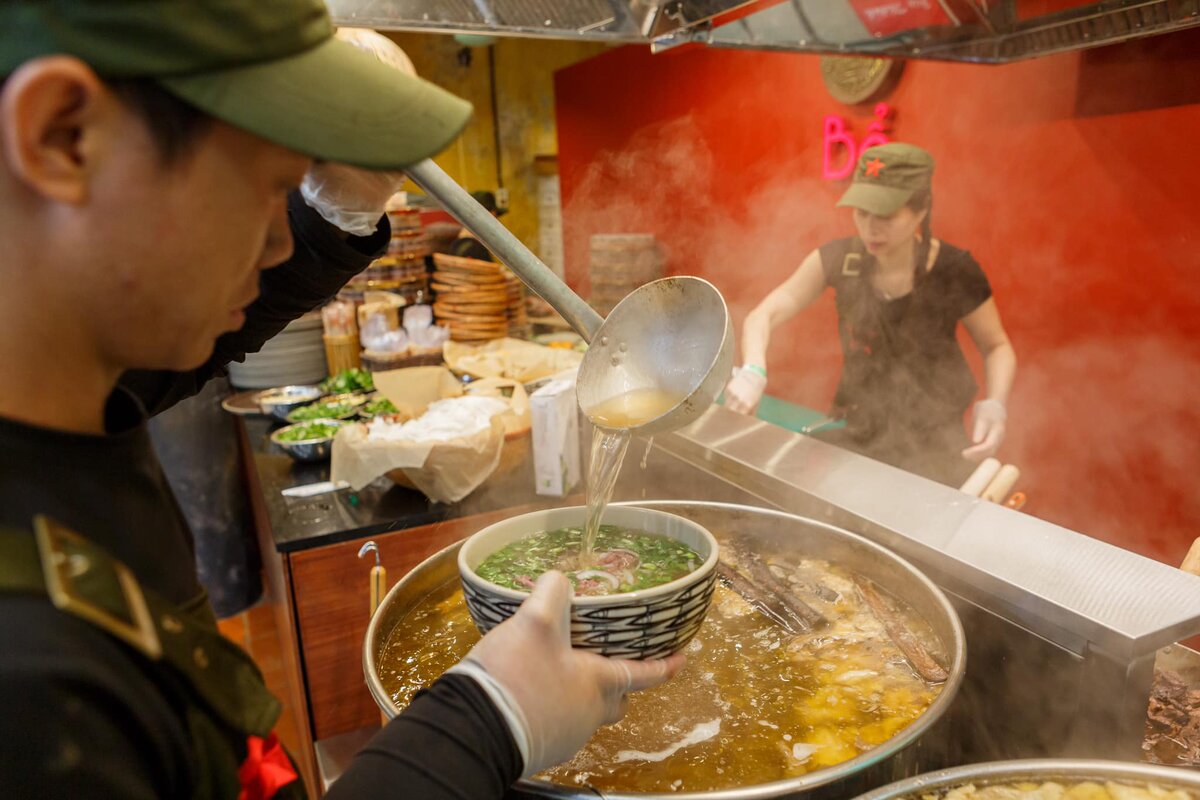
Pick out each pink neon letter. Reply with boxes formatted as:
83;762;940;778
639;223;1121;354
823;115;857;181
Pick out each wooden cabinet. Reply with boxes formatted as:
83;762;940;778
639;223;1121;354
289;506;537;740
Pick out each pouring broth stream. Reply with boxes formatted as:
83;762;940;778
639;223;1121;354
582;388;684;565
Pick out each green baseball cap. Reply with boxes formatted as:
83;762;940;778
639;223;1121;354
836;143;934;217
0;0;473;170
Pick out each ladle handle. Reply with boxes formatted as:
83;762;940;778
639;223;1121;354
405;159;604;342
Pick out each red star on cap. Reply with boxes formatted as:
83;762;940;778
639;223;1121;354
864;158;885;178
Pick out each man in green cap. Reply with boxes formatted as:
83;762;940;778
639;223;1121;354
0;3;682;798
725;142;1016;485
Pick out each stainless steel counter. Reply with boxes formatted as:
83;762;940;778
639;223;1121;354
661;406;1200;660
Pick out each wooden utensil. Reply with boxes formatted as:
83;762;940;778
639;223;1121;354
981;464;1021;504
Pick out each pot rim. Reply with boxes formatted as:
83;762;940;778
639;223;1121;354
852;758;1200;800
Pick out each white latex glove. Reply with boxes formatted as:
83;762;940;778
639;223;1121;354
298;28;415;236
300;164;405;236
962;398;1007;461
448;572;685;777
724;366;767;415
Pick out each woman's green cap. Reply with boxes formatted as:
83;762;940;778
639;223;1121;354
0;0;474;170
836;143;934;217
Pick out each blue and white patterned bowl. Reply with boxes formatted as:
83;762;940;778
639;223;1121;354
458;505;719;660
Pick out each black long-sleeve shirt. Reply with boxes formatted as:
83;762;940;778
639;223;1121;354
0;195;522;798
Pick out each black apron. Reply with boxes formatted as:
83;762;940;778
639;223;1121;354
822;241;977;486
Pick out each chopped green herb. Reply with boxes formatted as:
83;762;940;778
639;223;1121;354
361;397;399;417
276;422;341;442
476;525;701;596
287;400;357;422
320;368;374;394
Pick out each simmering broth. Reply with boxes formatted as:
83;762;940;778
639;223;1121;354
380;555;944;793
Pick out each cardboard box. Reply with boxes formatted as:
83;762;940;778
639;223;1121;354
530;373;581;497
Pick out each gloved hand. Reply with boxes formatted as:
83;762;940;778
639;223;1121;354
298;28;415;236
724;366;767;415
962;398;1007;461
300;164;405;236
449;572;685;776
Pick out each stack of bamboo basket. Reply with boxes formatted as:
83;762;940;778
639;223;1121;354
588;233;662;315
431;254;509;341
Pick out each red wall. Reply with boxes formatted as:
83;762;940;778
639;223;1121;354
554;31;1200;566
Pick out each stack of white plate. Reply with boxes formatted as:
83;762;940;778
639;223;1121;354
228;312;327;389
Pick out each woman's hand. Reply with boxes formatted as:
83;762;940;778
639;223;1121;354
452;572;685;776
962;398;1007;461
724;367;767;415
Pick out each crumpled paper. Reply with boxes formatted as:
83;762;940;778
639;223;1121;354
444;337;582;384
463;377;530;437
331;366;518;502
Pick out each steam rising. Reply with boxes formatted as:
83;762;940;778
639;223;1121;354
560;113;1200;565
562;114;845;407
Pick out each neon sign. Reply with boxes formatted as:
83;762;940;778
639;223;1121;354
822;102;894;181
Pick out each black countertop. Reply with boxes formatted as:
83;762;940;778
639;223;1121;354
240;415;556;553
240;413;762;554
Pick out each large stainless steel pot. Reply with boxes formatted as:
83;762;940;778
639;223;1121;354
853;759;1200;800
364;501;967;799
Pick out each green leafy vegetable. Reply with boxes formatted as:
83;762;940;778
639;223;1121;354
287;401;357;422
320;368;374;394
276;422;341;442
361;397;399;417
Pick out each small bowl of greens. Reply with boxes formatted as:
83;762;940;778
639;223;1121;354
320;368;374;395
459;505;719;660
358;395;401;419
269;419;346;462
285;393;367;424
257;384;324;422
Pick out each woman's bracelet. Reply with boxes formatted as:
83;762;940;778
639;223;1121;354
744;364;768;379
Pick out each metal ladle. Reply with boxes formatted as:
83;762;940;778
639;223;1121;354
406;160;733;435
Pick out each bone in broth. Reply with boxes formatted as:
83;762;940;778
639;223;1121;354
379;553;944;794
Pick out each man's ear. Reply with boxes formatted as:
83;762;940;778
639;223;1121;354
0;56;106;205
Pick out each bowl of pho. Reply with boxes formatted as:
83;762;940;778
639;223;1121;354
458;504;718;659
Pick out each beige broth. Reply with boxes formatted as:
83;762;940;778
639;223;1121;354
581;388;685;563
586;388;684;429
378;556;943;794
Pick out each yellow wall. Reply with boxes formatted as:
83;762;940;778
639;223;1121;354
383;32;606;252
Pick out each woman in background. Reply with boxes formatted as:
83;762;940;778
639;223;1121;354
724;143;1016;486
449;190;504;261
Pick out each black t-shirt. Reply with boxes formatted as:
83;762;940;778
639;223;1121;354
0;196;522;799
818;237;991;463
